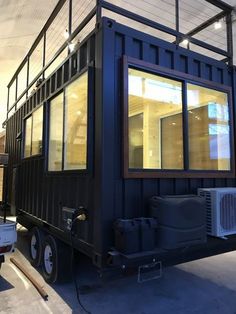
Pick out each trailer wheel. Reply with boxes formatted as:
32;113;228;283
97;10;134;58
29;227;44;267
42;235;72;283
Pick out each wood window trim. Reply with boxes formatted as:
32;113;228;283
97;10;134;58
122;55;235;179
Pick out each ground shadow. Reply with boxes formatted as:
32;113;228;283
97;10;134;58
15;226;236;314
0;275;14;292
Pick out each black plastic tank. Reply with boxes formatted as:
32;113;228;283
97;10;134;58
149;195;206;249
114;219;140;254
135;217;158;251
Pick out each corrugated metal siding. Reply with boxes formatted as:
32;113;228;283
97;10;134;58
5;34;95;245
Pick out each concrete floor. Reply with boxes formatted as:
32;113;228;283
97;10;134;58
1;224;236;314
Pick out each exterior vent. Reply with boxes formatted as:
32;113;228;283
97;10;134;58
198;188;236;237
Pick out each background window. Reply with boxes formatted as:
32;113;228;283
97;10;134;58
24;116;32;157
48;94;64;171
64;73;88;170
129;113;143;168
128;68;183;169
32;106;43;155
24;106;43;157
187;84;230;170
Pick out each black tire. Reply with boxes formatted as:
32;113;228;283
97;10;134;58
41;235;72;284
29;227;44;267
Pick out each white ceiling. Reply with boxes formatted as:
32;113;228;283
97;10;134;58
0;0;235;130
0;0;57;129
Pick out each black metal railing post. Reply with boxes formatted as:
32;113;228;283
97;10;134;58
69;0;72;35
15;76;18;111
42;32;46;80
96;0;102;23
175;0;180;47
226;12;233;67
6;88;9;120
68;0;72;55
26;55;30;98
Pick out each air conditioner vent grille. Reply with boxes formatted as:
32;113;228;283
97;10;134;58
203;191;212;233
198;187;236;237
220;194;236;231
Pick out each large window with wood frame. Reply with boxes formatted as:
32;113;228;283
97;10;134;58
48;72;88;171
128;68;183;170
126;66;232;176
24;105;43;157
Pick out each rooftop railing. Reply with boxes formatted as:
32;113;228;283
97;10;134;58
5;0;233;122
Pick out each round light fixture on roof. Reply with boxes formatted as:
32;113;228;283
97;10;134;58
182;39;189;46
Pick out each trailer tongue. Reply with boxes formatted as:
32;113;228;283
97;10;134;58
0;218;17;268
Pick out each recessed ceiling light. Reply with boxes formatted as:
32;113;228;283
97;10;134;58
214;21;222;30
63;29;69;39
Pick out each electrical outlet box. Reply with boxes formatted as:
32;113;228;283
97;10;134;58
61;207;79;232
0;154;8;166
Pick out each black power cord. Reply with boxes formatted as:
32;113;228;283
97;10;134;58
70;218;91;314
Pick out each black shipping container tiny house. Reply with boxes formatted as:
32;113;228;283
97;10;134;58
3;0;236;282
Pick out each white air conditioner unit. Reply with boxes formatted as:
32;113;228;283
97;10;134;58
198;188;236;237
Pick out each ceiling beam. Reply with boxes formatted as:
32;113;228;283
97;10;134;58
205;0;233;13
186;11;227;37
173;11;227;44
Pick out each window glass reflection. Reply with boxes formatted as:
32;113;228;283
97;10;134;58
64;73;88;170
128;68;183;169
32;106;43;155
187;84;230;170
24;116;32;157
48;94;63;171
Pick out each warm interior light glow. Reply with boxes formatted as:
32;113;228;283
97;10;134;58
214;21;222;30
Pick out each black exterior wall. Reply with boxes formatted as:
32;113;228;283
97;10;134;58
98;18;236;255
4;17;236;267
